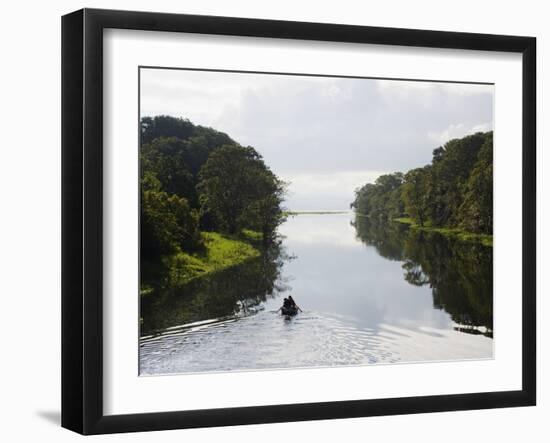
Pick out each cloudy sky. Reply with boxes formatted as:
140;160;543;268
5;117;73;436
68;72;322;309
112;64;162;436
140;68;493;210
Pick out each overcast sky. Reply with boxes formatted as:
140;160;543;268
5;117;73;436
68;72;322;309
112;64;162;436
140;68;493;210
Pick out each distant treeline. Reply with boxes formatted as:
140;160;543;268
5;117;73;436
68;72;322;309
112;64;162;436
140;116;286;265
351;131;493;234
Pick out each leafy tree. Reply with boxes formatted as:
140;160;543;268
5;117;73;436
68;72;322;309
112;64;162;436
352;172;404;221
243;173;287;244
426;132;489;227
140;116;242;211
198;145;286;238
401;166;431;226
141;137;196;204
140;171;202;262
139;115;287;298
141;115;195;144
459;133;493;233
351;131;493;235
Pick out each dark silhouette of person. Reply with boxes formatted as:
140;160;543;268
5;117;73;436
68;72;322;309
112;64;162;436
288;295;302;312
282;297;291;309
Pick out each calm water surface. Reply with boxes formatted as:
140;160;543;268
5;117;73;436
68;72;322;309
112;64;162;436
140;213;493;375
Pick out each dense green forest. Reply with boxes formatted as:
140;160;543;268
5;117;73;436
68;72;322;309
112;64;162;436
140;116;286;295
351;131;493;239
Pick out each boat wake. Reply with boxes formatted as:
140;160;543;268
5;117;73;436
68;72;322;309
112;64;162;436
139;310;402;375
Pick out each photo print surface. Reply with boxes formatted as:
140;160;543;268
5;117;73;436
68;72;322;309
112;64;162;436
138;68;494;376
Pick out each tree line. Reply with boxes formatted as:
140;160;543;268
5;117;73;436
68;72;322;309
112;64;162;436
351;131;493;234
140;115;286;267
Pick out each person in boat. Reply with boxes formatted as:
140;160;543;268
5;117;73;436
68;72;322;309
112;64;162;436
282;297;291;310
277;297;298;315
287;295;302;312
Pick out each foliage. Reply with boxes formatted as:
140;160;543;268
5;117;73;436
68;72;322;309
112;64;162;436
394;217;493;247
197;145;287;241
139;115;286;293
141;250;286;335
141;115;233;147
458;133;493;233
401;167;431;227
140;171;202;261
351;131;493;235
140;137;197;204
426;132;489;228
165;232;261;288
351;172;404;222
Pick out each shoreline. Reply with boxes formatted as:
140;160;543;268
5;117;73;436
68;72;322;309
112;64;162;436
352;212;492;247
140;231;262;297
393;217;493;247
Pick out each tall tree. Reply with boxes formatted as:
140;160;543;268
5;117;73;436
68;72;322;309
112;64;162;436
351;131;493;235
427;132;489;226
198;145;286;238
140;171;202;261
352;172;404;221
244;173;287;244
401;166;431;226
459;133;493;233
141;137;196;203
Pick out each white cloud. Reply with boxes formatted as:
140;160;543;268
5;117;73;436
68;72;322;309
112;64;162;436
140;68;494;210
283;170;388;210
428;121;493;145
376;79;492;98
472;122;493;133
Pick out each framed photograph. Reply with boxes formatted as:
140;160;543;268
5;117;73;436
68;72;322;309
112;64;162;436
62;8;536;435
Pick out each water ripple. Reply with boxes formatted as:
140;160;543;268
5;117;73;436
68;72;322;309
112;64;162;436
139;311;403;375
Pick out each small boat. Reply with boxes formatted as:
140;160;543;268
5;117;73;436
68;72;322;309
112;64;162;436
281;306;299;316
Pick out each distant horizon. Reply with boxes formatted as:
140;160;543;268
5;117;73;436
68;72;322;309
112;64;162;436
141;69;493;210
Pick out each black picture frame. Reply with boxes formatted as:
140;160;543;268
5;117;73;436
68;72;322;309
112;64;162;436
62;8;536;435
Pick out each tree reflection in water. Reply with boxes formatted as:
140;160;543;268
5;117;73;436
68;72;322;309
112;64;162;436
352;216;493;337
141;241;289;336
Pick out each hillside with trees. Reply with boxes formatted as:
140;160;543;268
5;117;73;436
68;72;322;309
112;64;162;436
351;131;493;242
140;116;286;296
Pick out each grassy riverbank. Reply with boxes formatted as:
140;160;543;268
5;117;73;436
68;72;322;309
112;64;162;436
393;217;493;247
141;231;261;296
167;232;261;286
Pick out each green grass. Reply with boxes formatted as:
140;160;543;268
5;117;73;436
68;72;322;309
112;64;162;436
241;229;263;241
166;231;261;287
393;217;493;247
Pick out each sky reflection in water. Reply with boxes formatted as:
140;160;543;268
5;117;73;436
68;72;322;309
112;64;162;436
140;212;493;375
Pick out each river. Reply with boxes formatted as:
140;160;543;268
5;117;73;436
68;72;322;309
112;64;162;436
140;212;493;375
